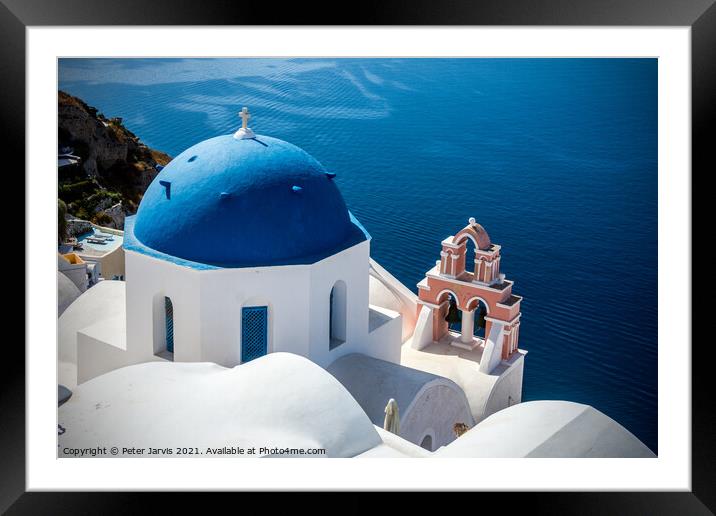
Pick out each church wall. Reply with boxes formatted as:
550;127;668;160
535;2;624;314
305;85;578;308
368;258;420;342
198;263;312;367
76;327;166;384
125;242;390;370
363;305;402;364
124;250;203;363
411;305;434;351
307;240;372;368
76;330;130;384
480;355;525;423
124;240;400;371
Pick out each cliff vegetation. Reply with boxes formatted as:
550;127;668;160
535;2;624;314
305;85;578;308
58;91;172;229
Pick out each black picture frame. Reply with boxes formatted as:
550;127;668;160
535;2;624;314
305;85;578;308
4;0;709;512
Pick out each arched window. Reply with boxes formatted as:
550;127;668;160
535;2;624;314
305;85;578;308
471;299;488;340
453;233;479;279
464;237;477;278
329;281;347;350
420;434;433;451
444;293;461;333
153;294;174;360
459;297;489;341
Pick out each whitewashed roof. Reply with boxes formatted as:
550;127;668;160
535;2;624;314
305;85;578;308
435;400;655;458
57;271;81;317
58;353;382;458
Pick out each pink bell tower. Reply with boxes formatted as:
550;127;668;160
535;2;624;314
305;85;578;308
416;218;523;372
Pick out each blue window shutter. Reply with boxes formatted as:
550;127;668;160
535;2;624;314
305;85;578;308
165;297;174;353
241;306;268;363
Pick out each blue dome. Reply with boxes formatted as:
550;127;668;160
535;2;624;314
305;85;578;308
129;134;367;268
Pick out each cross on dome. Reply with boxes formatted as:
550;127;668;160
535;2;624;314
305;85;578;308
239;107;251;129
233;106;255;140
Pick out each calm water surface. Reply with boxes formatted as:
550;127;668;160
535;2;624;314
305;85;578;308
59;58;658;452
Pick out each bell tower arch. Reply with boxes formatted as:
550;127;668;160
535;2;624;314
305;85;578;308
415;218;523;373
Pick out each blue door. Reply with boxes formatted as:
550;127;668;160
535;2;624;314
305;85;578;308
241;306;268;363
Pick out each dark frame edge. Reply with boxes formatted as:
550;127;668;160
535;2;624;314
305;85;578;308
691;0;716;513
0;0;26;514
4;0;712;513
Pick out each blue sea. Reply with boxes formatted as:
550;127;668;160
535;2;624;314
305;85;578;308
59;58;658;453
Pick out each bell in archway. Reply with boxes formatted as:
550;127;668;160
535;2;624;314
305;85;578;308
445;298;461;325
475;305;487;329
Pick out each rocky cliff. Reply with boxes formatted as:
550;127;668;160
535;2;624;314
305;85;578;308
58;91;172;228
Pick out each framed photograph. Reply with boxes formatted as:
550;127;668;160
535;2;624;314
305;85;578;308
6;0;709;511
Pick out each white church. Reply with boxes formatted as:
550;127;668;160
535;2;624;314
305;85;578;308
58;110;654;458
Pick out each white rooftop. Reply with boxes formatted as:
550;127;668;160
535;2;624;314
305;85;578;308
58;353;383;458
327;353;470;428
435;400;655;458
58;270;81;317
401;336;525;422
